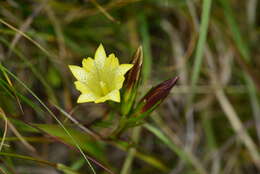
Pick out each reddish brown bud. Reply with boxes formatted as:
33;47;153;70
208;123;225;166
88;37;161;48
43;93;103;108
124;46;143;90
140;76;179;113
121;46;143;116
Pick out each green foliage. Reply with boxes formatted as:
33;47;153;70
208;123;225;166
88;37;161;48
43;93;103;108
0;0;260;174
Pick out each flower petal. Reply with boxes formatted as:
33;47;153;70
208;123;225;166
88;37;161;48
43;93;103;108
107;90;120;102
115;76;125;89
77;93;97;103
94;97;107;103
94;44;106;68
94;90;120;103
82;58;94;72
117;64;133;76
74;81;91;93
69;65;87;82
105;54;119;68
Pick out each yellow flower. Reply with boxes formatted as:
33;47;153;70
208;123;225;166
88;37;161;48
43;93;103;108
69;44;133;103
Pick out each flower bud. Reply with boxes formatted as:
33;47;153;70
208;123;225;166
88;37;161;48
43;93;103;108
124;46;143;91
121;46;143;115
138;76;179;114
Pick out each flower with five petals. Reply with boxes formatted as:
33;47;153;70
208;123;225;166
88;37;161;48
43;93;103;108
69;44;133;103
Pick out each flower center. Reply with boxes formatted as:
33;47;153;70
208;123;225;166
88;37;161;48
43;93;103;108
99;81;109;96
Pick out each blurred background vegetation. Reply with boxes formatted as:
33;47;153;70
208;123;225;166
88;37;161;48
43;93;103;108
0;0;260;173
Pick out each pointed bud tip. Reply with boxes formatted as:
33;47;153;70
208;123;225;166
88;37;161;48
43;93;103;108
124;46;144;89
130;45;143;64
160;76;179;90
140;76;179;113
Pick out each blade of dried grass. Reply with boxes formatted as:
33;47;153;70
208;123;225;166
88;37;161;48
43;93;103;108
88;0;118;23
150;111;207;174
7;0;47;57
0;108;8;152
45;4;67;59
144;123;207;174
0;108;36;153
204;35;260;168
215;89;260;166
217;0;260;166
0;18;53;59
0;37;58;104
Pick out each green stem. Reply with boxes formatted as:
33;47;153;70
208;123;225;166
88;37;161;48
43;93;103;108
120;127;141;174
110;116;128;138
0;152;57;168
188;0;212;104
